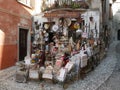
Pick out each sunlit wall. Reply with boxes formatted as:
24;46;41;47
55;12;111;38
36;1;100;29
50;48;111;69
0;29;5;67
109;0;120;41
112;0;120;16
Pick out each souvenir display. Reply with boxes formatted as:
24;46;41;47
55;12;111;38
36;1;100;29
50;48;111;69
15;12;106;88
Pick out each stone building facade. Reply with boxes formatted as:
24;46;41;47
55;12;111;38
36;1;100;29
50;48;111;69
0;0;37;69
0;0;114;70
109;0;120;41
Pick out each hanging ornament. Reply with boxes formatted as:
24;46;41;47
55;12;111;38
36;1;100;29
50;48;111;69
44;24;49;29
74;22;80;29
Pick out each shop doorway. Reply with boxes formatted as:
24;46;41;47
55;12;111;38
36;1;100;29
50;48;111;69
19;28;28;61
118;29;120;40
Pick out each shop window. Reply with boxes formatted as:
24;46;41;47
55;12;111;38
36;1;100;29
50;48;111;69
17;0;35;8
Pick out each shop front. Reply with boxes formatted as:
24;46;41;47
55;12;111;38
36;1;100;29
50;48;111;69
15;8;106;88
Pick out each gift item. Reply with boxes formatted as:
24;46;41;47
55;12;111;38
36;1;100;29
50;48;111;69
86;46;93;57
29;69;39;79
89;39;94;46
42;64;53;80
52;24;59;32
57;67;67;82
44;24;49;29
24;56;31;65
76;40;81;51
82;32;88;38
74;22;80;29
63;27;68;36
42;73;53;80
39;66;45;74
80;54;88;68
55;59;63;69
76;28;83;38
69;37;75;48
65;61;74;73
45;61;53;67
72;54;81;73
88;16;98;39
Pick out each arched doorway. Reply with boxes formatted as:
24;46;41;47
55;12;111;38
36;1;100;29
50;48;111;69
118;29;120;40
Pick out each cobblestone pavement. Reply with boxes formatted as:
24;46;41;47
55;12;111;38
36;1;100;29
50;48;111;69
0;41;119;90
97;42;120;90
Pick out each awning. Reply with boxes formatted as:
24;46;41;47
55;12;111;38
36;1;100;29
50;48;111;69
43;8;86;18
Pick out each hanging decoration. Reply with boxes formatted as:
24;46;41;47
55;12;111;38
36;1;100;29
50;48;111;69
41;0;89;11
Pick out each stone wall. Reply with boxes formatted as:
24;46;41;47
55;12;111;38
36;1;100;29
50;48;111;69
0;0;33;69
110;0;120;41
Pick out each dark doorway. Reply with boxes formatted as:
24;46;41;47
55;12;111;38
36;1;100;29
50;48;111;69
19;28;28;61
118;29;120;40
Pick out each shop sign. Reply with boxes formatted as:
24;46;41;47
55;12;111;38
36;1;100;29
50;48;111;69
44;11;80;18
